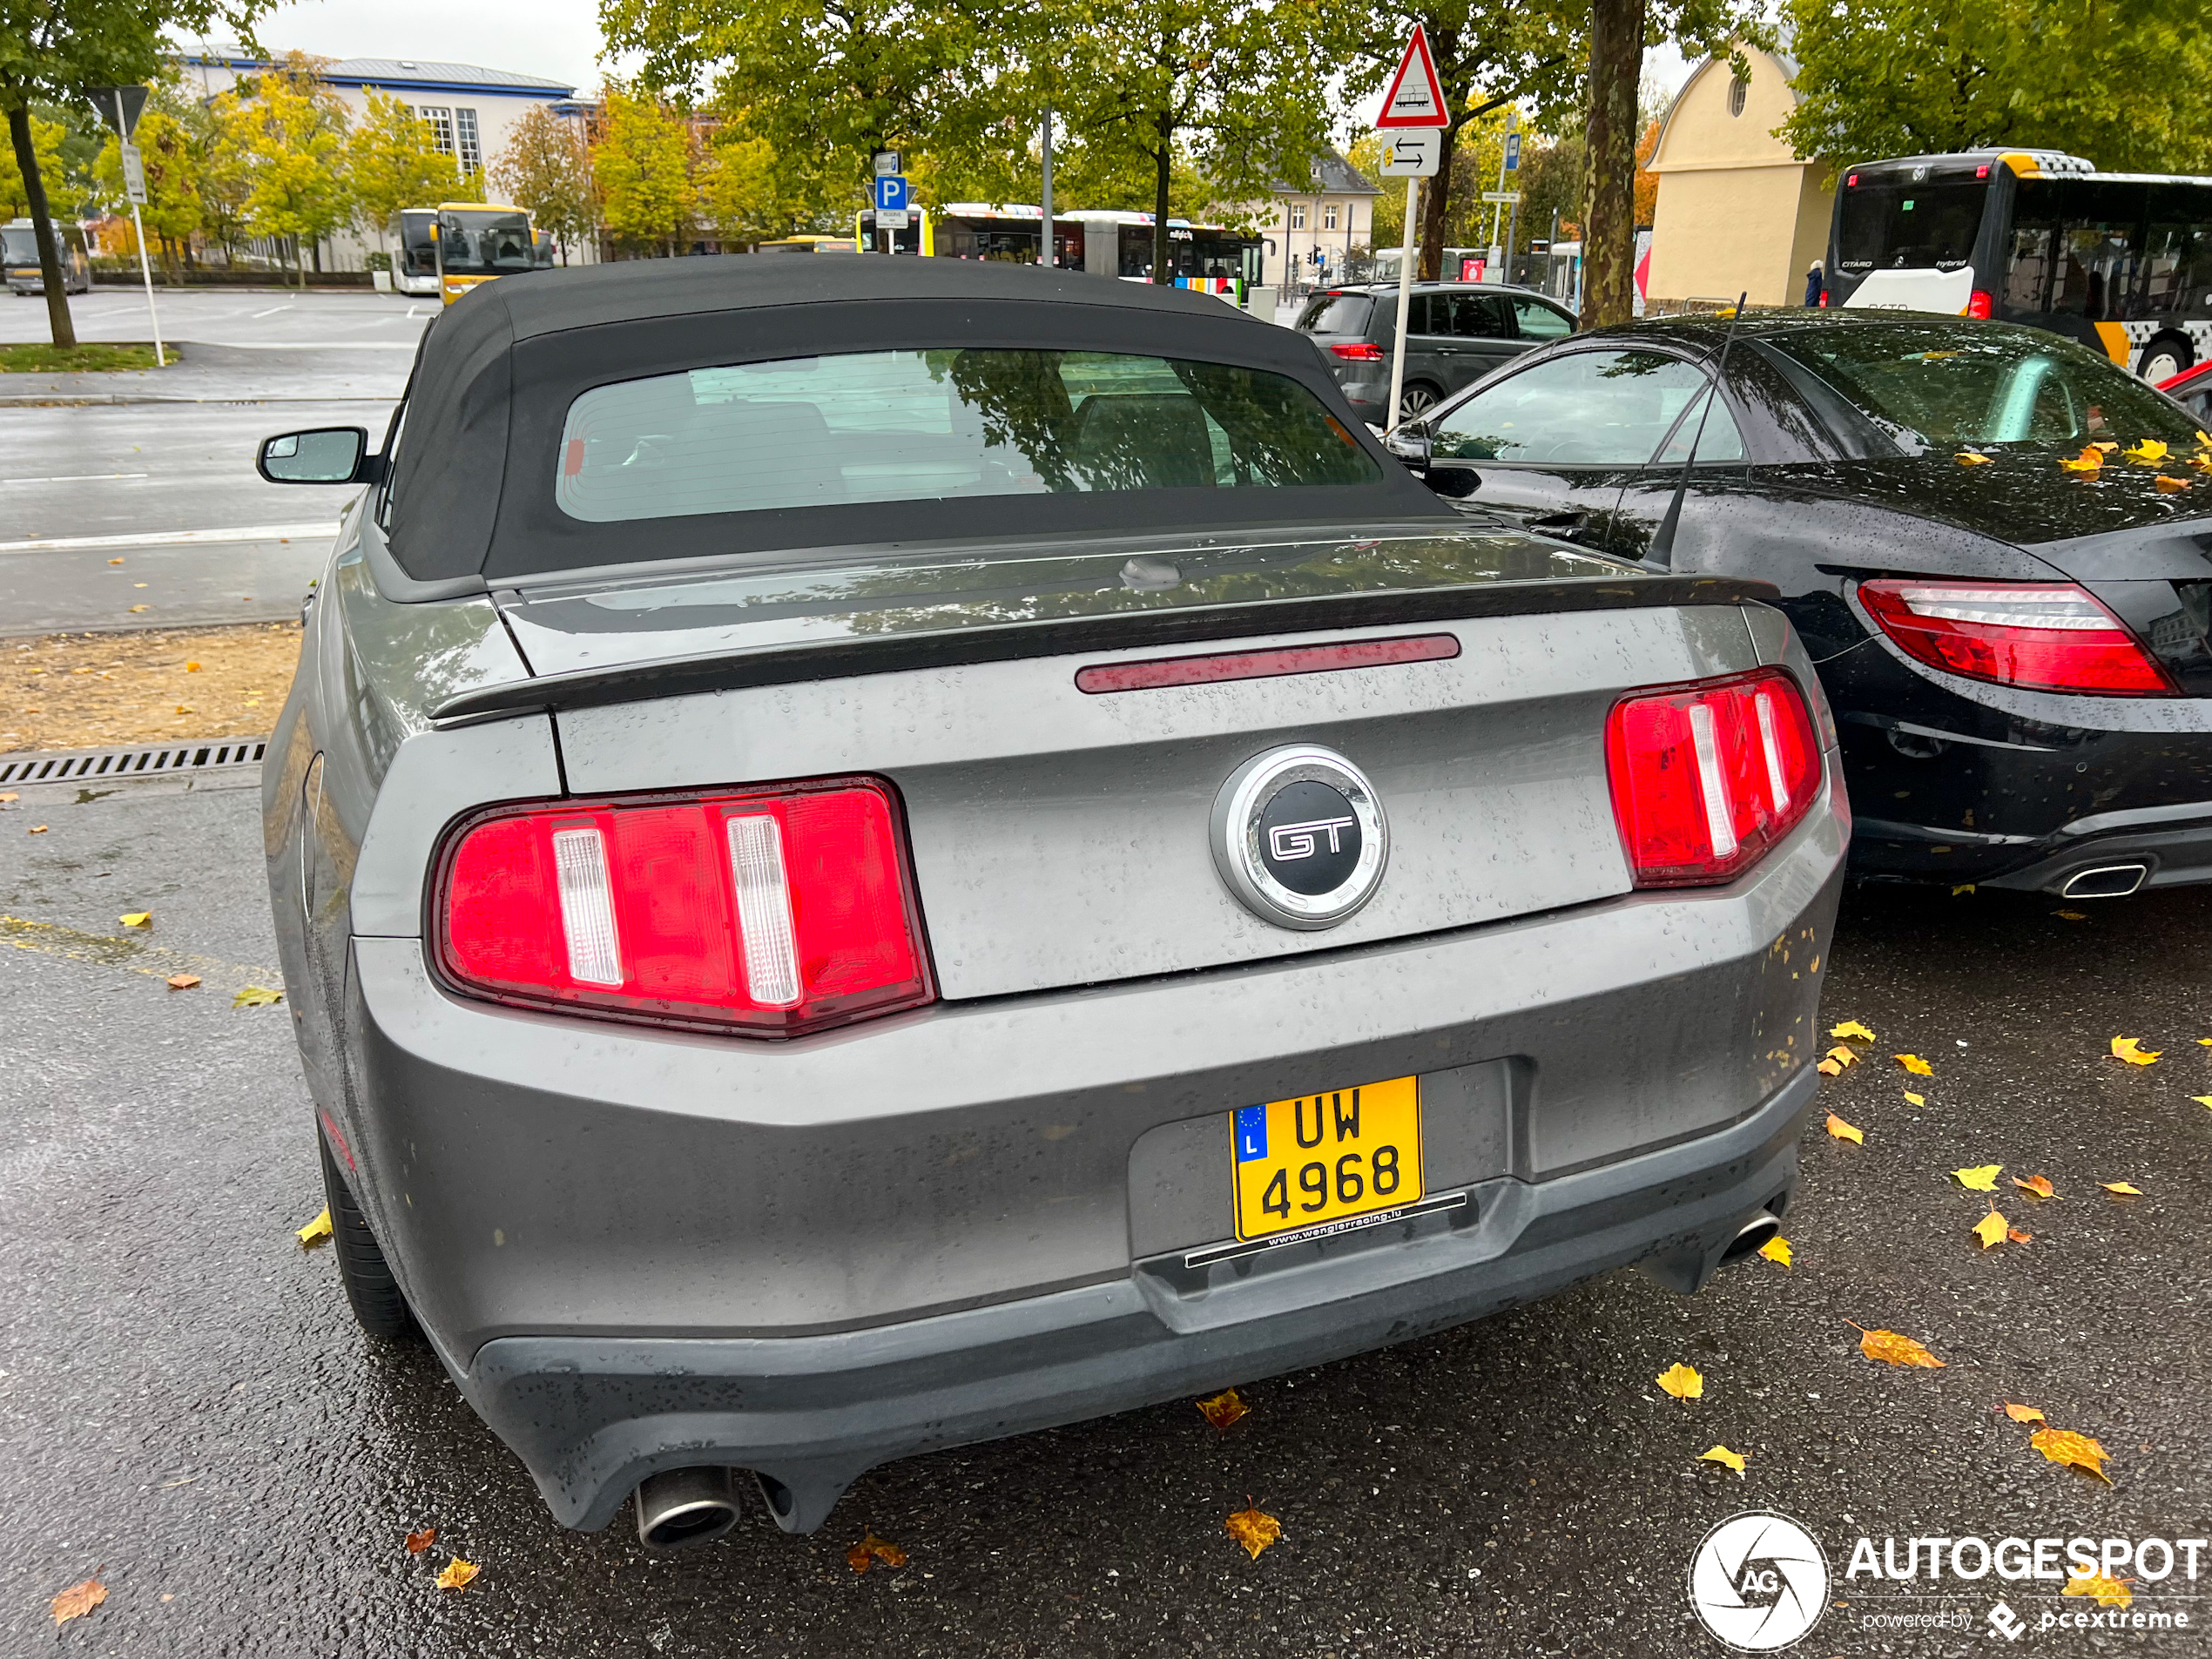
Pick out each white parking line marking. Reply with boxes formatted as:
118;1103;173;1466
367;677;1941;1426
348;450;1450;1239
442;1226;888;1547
0;522;335;553
0;473;151;485
250;304;292;318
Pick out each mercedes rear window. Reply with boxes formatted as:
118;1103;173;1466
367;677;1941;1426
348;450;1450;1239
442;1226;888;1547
555;348;1379;523
1765;323;2204;448
1836;178;1990;273
1296;293;1375;334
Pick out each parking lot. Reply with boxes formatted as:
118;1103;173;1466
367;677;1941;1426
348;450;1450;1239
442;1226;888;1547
4;763;2208;1656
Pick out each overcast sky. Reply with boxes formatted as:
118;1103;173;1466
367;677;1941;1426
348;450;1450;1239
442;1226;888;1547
215;0;1696;118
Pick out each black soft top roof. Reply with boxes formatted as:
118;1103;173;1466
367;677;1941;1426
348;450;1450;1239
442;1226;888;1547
388;258;1448;581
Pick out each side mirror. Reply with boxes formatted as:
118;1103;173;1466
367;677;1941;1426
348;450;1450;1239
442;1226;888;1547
1426;462;1481;499
258;428;374;485
1383;426;1432;469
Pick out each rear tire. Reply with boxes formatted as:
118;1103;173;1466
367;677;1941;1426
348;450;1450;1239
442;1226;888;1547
1395;381;1443;418
2139;334;2193;385
319;1133;421;1341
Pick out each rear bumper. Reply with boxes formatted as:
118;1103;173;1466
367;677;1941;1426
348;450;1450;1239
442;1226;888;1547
460;1062;1817;1533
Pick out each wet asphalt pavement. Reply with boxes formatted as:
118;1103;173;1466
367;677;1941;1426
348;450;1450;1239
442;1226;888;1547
4;769;2210;1657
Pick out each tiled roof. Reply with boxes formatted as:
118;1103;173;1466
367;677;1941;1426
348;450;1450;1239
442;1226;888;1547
1276;149;1381;198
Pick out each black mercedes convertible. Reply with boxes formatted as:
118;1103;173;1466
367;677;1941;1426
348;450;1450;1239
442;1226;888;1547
1388;311;2212;898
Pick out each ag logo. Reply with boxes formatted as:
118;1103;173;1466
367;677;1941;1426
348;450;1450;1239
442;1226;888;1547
1211;745;1387;929
1687;1512;1829;1651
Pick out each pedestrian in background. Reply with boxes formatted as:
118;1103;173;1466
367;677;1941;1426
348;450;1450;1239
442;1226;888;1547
1804;260;1824;307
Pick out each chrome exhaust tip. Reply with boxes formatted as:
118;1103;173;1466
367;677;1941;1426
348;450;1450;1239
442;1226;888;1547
1719;1210;1783;1264
635;1467;743;1550
2060;863;2148;900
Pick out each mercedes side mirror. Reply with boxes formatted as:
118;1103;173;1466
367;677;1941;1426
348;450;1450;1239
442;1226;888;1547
258;428;379;485
1382;425;1432;469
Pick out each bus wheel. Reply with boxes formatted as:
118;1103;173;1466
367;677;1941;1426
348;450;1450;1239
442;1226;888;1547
2139;334;2194;385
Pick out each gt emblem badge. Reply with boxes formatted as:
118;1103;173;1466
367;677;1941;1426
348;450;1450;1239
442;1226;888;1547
1211;745;1388;930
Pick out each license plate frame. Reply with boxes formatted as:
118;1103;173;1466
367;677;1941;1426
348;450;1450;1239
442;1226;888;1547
1231;1076;1423;1241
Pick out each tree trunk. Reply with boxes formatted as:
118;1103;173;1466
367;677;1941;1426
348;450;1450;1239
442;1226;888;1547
1418;124;1462;282
1150;123;1173;284
294;236;307;287
6;101;78;348
1579;0;1643;329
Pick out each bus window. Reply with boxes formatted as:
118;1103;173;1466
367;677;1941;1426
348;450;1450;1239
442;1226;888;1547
2141;186;2209;319
2048;179;2144;320
2003;180;2064;312
1836;179;1986;272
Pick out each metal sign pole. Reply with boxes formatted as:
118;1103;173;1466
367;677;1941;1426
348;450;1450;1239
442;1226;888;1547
1040;108;1054;271
1386;174;1420;430
116;92;164;368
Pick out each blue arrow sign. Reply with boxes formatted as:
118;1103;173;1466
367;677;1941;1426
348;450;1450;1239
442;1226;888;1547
1503;132;1521;172
873;174;910;212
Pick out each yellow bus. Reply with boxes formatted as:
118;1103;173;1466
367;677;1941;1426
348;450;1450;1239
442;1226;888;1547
432;201;548;304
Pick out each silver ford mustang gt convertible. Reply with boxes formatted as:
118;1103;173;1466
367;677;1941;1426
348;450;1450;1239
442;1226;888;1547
256;257;1846;1548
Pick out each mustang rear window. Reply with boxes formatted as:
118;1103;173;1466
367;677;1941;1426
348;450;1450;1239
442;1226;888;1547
554;348;1379;523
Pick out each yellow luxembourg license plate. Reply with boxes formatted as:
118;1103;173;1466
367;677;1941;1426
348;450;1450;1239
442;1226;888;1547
1231;1076;1422;1240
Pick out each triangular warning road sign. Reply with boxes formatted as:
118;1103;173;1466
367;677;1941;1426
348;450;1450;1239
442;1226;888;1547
1376;26;1449;129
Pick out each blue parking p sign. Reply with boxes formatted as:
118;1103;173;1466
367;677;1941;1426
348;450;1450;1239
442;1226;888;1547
873;174;910;212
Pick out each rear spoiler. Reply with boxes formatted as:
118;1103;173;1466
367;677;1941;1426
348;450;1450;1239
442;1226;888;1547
431;574;1779;725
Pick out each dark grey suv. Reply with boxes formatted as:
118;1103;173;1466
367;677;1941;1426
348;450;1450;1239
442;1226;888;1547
1296;282;1576;423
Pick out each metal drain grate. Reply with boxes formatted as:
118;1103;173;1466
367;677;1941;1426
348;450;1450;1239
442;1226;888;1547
0;738;267;786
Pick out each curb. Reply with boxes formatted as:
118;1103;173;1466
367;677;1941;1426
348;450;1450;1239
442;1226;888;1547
0;394;398;407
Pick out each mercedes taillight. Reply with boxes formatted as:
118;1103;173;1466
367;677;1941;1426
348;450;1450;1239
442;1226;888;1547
434;778;933;1037
1858;580;2175;697
1605;669;1824;887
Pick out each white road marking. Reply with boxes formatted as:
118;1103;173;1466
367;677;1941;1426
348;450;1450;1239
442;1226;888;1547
0;521;335;553
192;341;421;350
0;473;151;485
250;304;292;319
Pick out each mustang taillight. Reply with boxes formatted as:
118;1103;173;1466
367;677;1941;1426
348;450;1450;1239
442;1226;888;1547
434;778;933;1037
1605;669;1824;887
1858;579;2176;696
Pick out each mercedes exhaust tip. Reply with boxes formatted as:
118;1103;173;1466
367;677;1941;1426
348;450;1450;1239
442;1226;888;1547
2059;864;2148;900
635;1467;743;1550
1719;1210;1783;1264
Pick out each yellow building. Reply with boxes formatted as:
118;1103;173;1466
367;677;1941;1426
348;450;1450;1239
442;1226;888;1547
1644;45;1831;309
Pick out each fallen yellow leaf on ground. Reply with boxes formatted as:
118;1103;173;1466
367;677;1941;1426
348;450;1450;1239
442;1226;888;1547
2006;1226;2032;1244
1825;1112;1864;1144
1952;883;1976;896
1197;1388;1249;1431
2155;474;2193;493
1759;1236;1792;1269
2013;1175;2056;1198
1656;1362;1704;1401
1853;1325;1945;1368
1972;1207;2008;1249
2004;1401;2047;1425
2058;448;2104;474
435;1558;480;1591
50;1577;106;1626
1817;1057;1842;1076
1955;450;1991;466
2063;1571;2132;1607
1829;1020;1877;1042
2033;1427;2113;1482
118;911;151;928
2124;438;2169;463
29;825;48;833
2194;1096;2212;1109
1224;1503;1281;1561
1904;1091;1925;1106
1699;1445;1747;1474
233;985;282;1008
405;1527;436;1554
2110;1036;2161;1065
847;1530;907;1572
165;974;199;990
1952;1164;2002;1190
2055;908;2088;921
2102;1181;2144;1197
297;1209;333;1249
1893;1053;1933;1076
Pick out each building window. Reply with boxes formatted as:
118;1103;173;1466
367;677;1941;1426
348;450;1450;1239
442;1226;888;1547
455;108;482;172
1728;73;1748;117
1323;203;1339;232
415;105;455;156
1290;204;1306;231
